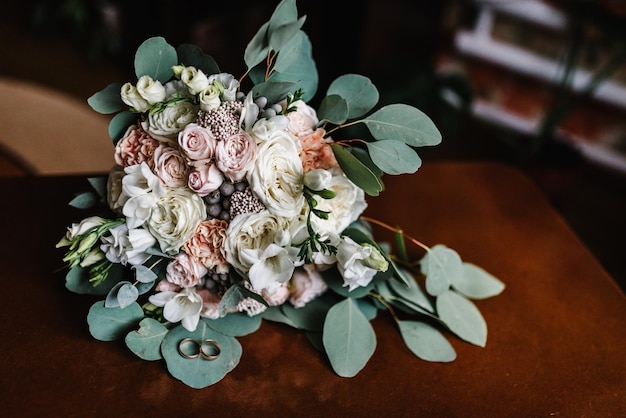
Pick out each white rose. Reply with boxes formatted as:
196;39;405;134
180;66;209;95
100;223;156;266
215;131;257;182
247;130;305;218
198;84;221;112
209;73;240;101
147;187;207;254
141;101;199;143
121;82;150;112
136;75;166;104
336;237;389;291
285;100;319;137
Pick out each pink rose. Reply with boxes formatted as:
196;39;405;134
262;282;290;306
215;131;257;181
285;100;319;137
289;265;327;308
165;252;208;288
299;128;338;172
114;125;160;167
178;123;217;161
153;145;189;188
183;220;229;273
155;279;180;292
188;162;223;196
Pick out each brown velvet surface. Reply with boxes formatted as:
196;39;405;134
1;162;625;417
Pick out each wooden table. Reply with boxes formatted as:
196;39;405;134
1;162;625;417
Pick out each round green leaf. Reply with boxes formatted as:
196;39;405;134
251;81;297;104
87;301;144;341
437;290;487;347
363;104;442;147
331;144;384;196
133;264;158;283
87;82;124;114
65;264;123;295
327;74;379;119
108;111;137;143
269;31;318;101
125;318;169;361
421;245;463;296
134;37;177;82
323;298;376;377
398;320;456;362
205;312;262;337
261;306;298;328
317;94;348;125
281;292;340;331
453;263;505;300
269;16;306;52
176;44;219;75
365;140;422;175
388;269;435;314
244;21;270;69
161;321;241;389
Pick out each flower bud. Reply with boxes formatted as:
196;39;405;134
136;75;167;105
121;82;150;112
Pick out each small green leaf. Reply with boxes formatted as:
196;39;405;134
323;298;376;377
388;269;435;313
327;74;379;119
350;147;383;177
437;290;487;347
331;144;383;196
176;44;219;75
206;312;262;337
355;298;378;320
453;263;505;300
365;140;422;175
125;318;169;361
421;245;463;296
134;37;178;82
317;94;348;125
108;111;137;143
87;82;124;114
69;192;98;209
261;306;298;328
362;104;442;147
87;301;144;341
398;320;456;362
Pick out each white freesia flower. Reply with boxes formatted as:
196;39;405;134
141;101;199;143
240;92;259;132
120;163;164;229
180;66;209;95
247;130;305;218
209;73;239;101
100;223;156;265
136;75;166;104
120;83;150;112
243;243;297;293
149;287;203;331
336;236;388;291
303;168;332;191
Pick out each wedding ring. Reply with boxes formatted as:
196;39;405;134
200;339;221;361
178;338;201;359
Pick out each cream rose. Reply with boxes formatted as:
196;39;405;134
180;66;209;95
147;187;206;254
153;145;189;188
120;83;150;112
199;85;221;112
136;75;166;104
247;130;305;218
285;100;319;136
141;101;199;143
215;131;257;182
178;123;217;161
184;219;229;273
165;252;208;288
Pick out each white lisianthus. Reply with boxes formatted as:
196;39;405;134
100;223;156;265
247;130;305;218
120;82;150;112
63;216;107;241
136;75;166;104
147;187;206;254
310;167;367;236
209;73;240;101
336;236;389;291
119;163;165;229
149;287;203;331
141;101;199;143
180;66;209;95
198;84;221;112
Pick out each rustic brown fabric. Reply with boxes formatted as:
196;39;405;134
1;162;625;417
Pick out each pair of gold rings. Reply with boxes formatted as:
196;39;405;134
177;338;221;361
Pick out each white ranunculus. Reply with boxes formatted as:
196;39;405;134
149;287;203;331
310;167;367;236
136;75;166;104
120;82;150;112
180;66;209;95
209;73;240;101
247;130;305;218
198;84;221;112
100;223;156;266
336;237;389;291
285;99;319;137
141;101;199;143
147;187;206;254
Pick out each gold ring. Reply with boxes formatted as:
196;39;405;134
178;338;200;359
200;339;221;361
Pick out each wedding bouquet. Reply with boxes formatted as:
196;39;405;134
57;0;504;388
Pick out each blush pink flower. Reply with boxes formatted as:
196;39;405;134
197;288;222;319
165;252;208;288
289;265;328;308
183;219;229;273
153;145;189;188
178;123;217;161
215;131;257;181
114;125;160;167
299;128;338;172
188;162;223;196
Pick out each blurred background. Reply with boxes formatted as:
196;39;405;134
1;0;624;289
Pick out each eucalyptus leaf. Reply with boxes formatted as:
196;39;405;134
421;245;463;296
105;281;137;308
134;37;177;82
125;318;169;361
69;192;98;209
350;147;383;177
398;320;456;362
87;176;108;199
87;82;124;114
453;263;505;300
269;16;306;52
327;74;379;119
323;298;376;377
355;298;378;320
365;140;422;175
133;264;158;283
251;81;297;104
161;321;241;389
305;331;324;353
262;306;298;328
317;94;348;125
244;21;270;70
389;268;435;313
108;111;137;143
176;44;219;75
206;312;262;337
65;264;122;295
362;104;442;147
437;290;487;347
269;31;318;101
281;291;340;331
87;301;144;341
331;144;383;196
